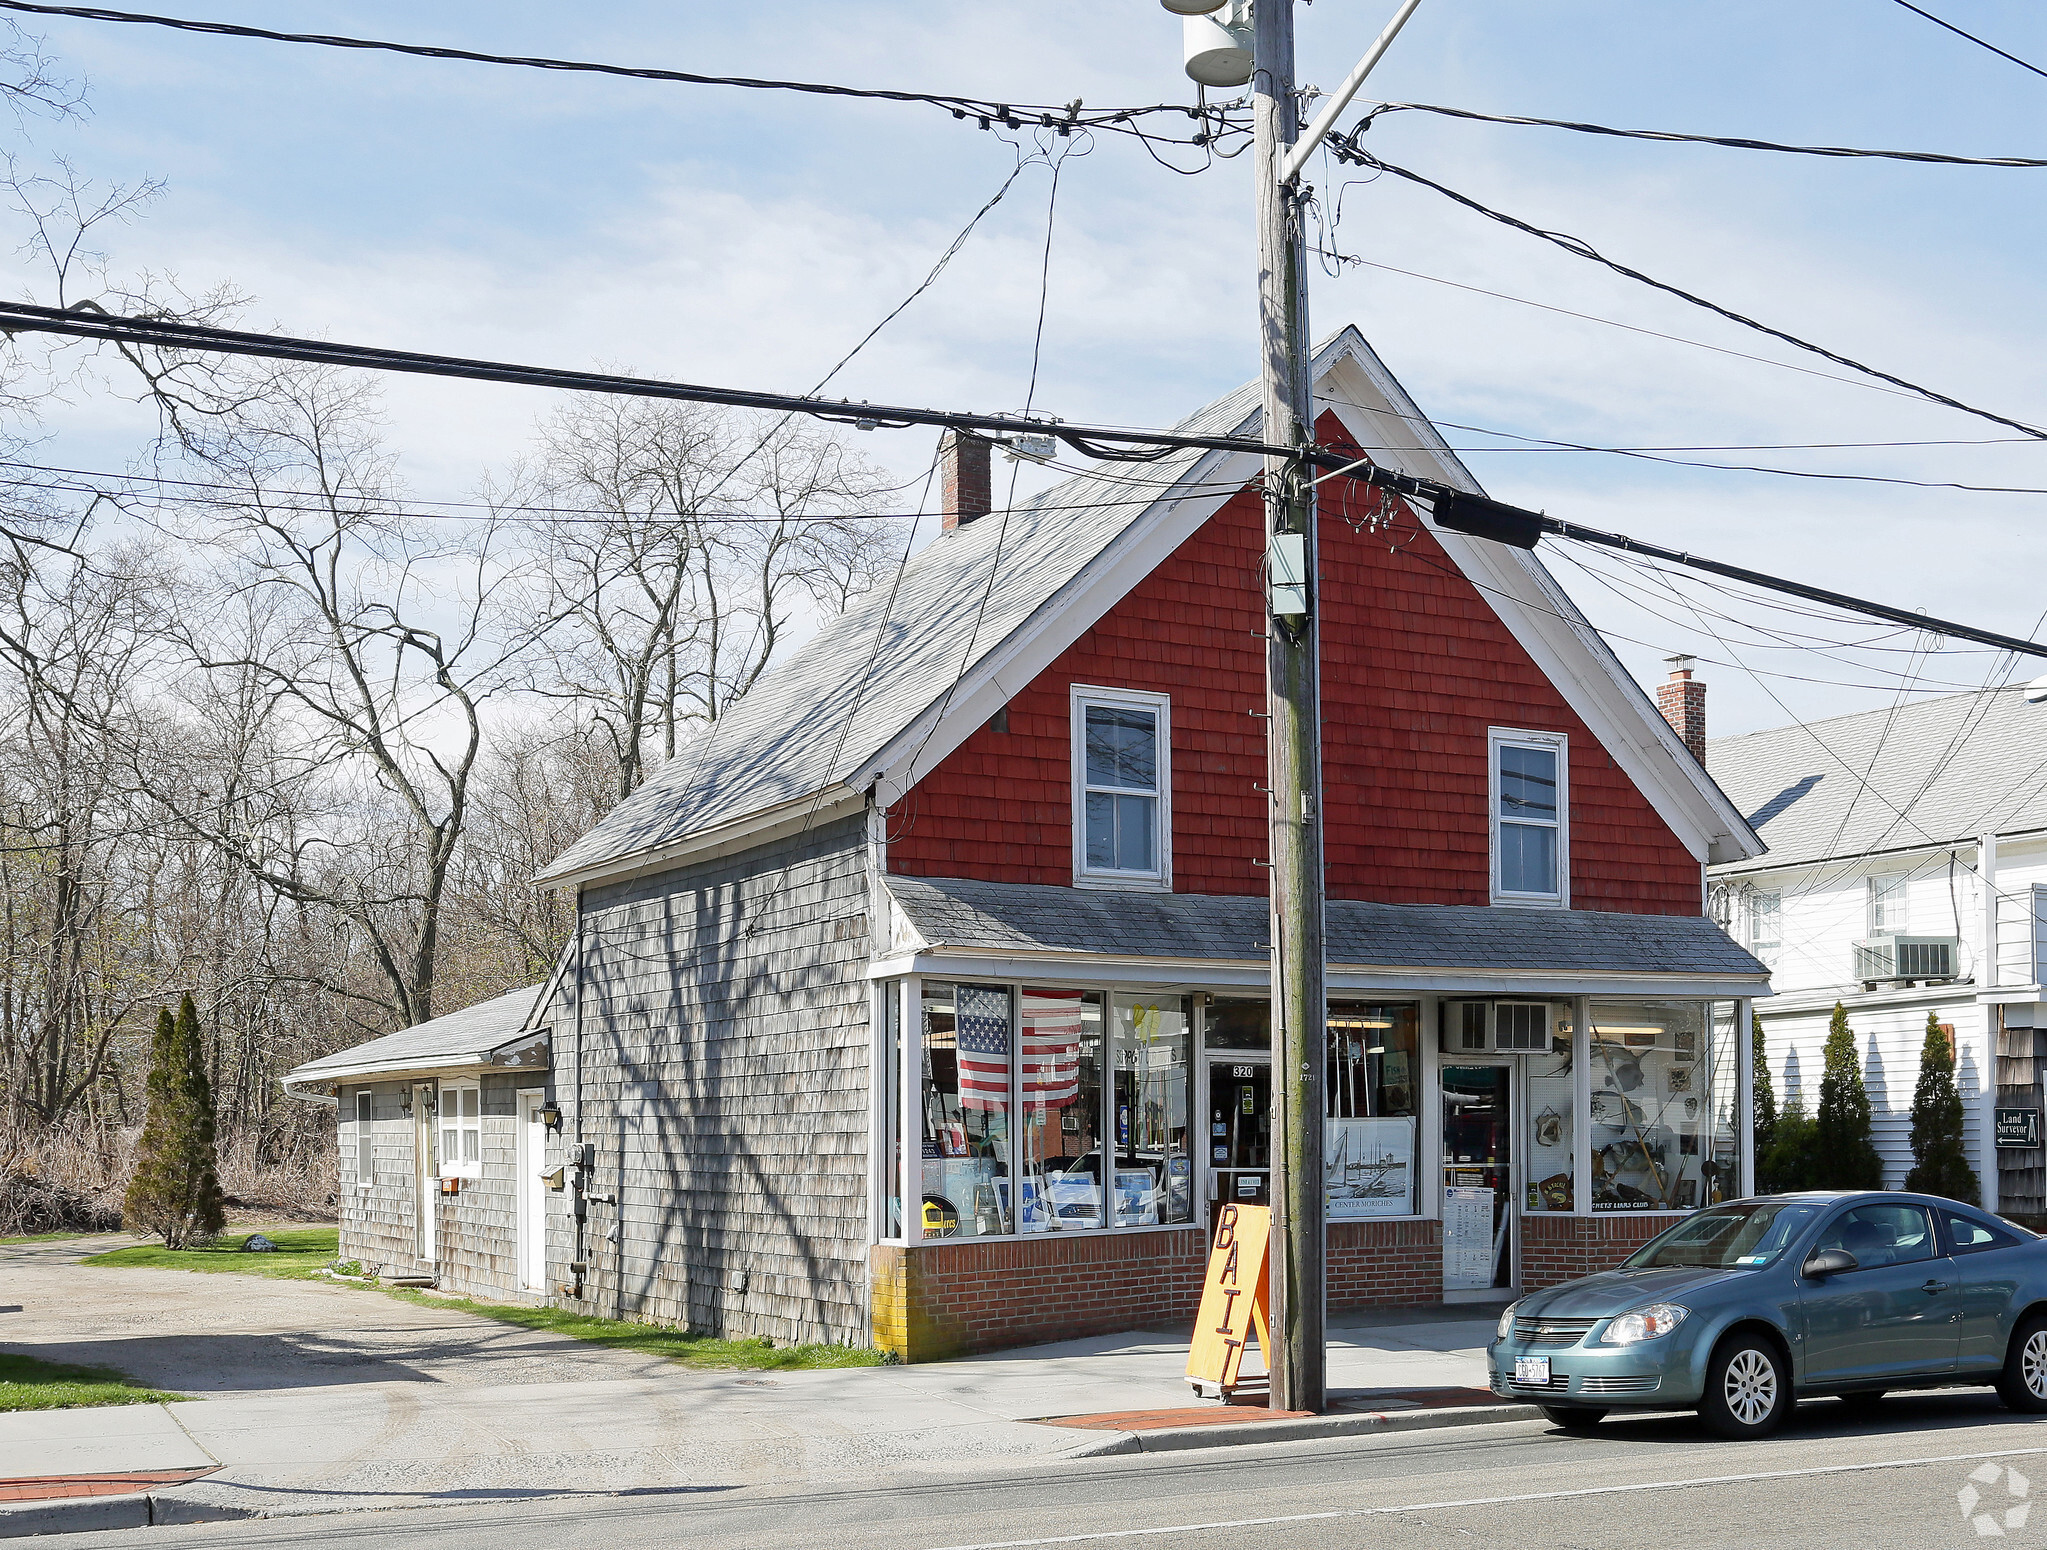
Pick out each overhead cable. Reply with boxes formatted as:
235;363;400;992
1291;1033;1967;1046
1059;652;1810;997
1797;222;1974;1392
1890;0;2047;82
1347;101;2047;167
5;296;2040;663
0;0;1239;146
1327;147;2047;443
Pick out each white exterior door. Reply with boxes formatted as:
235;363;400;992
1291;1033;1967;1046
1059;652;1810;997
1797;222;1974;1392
518;1091;547;1292
414;1082;437;1265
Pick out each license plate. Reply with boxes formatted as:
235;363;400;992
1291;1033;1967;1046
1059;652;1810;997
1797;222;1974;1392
1515;1356;1551;1386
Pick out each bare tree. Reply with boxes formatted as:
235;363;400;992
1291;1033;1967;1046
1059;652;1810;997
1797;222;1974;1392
505;398;902;799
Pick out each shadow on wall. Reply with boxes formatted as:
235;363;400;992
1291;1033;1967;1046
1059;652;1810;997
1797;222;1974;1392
1781;1046;1803;1112
584;819;867;1349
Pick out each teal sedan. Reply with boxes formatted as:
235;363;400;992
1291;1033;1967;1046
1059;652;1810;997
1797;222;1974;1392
1488;1192;2047;1438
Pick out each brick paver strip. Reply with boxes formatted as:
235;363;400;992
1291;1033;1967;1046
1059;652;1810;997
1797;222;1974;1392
0;1468;217;1502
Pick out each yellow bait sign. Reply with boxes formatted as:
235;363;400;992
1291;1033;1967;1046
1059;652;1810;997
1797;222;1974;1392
1186;1202;1270;1390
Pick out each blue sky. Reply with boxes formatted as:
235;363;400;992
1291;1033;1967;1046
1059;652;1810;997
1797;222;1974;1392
14;0;2047;737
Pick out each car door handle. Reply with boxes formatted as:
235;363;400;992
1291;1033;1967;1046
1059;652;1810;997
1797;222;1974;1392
1923;1280;1950;1294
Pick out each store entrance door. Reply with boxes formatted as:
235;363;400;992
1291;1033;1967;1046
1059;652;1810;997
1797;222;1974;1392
1441;1063;1515;1295
1207;1059;1270;1231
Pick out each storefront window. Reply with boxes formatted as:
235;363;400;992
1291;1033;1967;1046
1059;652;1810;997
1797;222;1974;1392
919;982;1014;1237
1325;1002;1418;1217
1019;989;1106;1231
1205;998;1269;1051
1112;994;1194;1225
881;979;903;1239
1524;1009;1574;1212
1588;999;1733;1211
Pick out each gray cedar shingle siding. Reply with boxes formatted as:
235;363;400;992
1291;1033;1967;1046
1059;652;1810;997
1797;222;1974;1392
569;812;872;1347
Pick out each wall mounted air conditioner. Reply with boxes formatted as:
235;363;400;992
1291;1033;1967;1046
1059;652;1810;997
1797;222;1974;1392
1440;999;1555;1055
1853;934;1960;984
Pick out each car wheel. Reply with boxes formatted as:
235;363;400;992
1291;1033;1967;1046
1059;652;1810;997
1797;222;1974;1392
1997;1314;2047;1413
1700;1334;1791;1440
1539;1405;1607;1432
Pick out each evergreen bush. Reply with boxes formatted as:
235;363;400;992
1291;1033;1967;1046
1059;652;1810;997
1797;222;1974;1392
122;996;226;1247
1761;1095;1817;1193
1904;1012;1980;1204
1812;1002;1884;1190
1751;1011;1778;1189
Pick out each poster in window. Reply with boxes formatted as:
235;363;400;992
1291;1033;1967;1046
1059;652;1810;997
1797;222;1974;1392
1326;1116;1414;1219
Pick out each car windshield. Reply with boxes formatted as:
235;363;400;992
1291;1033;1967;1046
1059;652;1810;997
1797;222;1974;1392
1623;1202;1822;1270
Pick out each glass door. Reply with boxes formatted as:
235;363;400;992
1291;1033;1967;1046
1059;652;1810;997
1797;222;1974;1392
1440;1064;1514;1292
1207;1059;1270;1231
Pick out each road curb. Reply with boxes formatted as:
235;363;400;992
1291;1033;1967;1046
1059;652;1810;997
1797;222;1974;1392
0;1492;257;1538
1060;1402;1542;1457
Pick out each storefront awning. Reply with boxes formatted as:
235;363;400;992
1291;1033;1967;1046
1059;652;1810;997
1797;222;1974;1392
877;876;1770;999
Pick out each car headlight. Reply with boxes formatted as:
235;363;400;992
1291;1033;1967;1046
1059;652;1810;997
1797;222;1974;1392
1599;1303;1688;1345
1496;1300;1519;1341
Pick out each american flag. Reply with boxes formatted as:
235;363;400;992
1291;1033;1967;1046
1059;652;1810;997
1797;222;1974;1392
1021;990;1082;1108
955;986;1011;1112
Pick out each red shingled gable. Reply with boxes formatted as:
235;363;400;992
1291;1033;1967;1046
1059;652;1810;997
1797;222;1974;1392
885;418;1702;915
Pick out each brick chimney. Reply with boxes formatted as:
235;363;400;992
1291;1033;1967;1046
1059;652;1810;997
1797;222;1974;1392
940;429;991;531
1657;654;1707;762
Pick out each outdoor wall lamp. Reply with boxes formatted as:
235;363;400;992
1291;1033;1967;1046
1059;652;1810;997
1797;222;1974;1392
439;1176;460;1196
537;1101;562;1130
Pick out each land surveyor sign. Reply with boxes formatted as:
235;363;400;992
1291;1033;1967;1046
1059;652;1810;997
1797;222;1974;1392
1186;1203;1271;1391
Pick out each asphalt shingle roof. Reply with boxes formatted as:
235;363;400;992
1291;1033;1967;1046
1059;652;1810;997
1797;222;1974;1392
1706;686;2047;870
285;985;542;1083
887;875;1766;978
538;334;1366;883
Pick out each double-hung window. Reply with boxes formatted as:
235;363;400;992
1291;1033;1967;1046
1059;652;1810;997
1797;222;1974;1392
1073;686;1170;889
438;1083;482;1179
1868;874;1908;935
1490;728;1567;905
1745;891;1782;966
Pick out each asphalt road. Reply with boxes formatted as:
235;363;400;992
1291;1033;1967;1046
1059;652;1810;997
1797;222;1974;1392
71;1389;2047;1550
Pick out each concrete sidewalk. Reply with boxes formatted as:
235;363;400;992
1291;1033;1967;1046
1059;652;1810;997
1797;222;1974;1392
0;1237;1526;1528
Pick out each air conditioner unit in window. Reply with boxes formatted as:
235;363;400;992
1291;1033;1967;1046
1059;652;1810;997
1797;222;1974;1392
1440;1000;1555;1055
1852;935;1960;984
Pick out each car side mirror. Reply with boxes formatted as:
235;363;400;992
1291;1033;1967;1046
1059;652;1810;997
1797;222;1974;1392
1803;1248;1858;1278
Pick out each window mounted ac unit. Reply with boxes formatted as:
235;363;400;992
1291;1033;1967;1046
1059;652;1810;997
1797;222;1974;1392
1440;1000;1554;1055
1853;935;1960;984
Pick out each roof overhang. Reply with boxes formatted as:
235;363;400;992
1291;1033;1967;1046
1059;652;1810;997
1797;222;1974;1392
282;1027;553;1095
868;947;1770;1001
536;786;864;891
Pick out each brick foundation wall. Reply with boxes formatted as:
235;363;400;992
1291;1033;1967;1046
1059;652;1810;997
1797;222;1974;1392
1330;1219;1442;1308
875;1220;1446;1361
873;1228;1209;1362
1520;1213;1671;1289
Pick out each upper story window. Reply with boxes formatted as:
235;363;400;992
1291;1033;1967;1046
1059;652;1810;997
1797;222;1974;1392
1745;890;1782;965
1490;728;1567;906
1868;873;1908;935
1072;686;1171;890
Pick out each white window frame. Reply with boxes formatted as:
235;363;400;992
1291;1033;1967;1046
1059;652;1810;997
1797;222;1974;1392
1745;890;1782;965
438;1081;483;1179
1488;727;1568;908
354;1089;374;1191
1071;684;1172;892
1868;873;1908;935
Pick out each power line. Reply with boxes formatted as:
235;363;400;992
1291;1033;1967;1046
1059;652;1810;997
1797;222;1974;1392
0;0;1241;147
1349;100;2047;167
1891;0;2047;82
1328;146;2047;443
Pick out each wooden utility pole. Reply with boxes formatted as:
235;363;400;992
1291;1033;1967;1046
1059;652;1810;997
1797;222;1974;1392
1253;0;1326;1417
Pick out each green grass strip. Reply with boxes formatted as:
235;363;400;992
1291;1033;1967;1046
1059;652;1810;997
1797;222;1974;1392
381;1289;885;1370
82;1227;340;1278
0;1353;186;1412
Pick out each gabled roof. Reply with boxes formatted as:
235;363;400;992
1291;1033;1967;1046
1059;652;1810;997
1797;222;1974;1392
540;328;1762;888
282;985;546;1088
1707;685;2046;872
